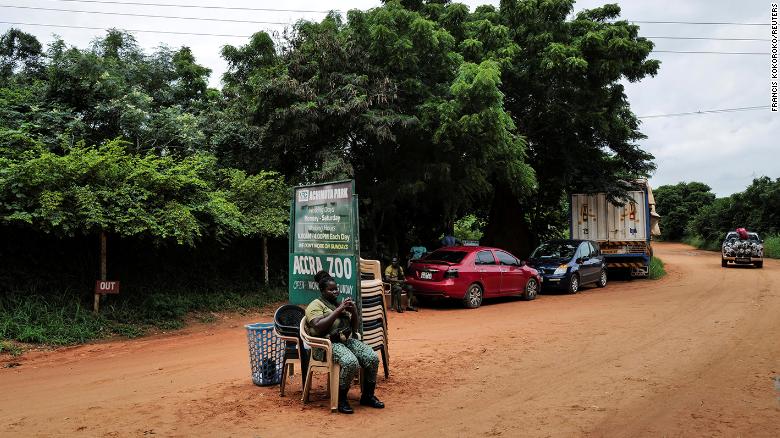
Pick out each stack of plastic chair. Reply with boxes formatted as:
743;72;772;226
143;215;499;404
273;304;308;396
359;258;390;378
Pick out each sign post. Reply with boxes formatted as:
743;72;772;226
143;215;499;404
288;181;360;307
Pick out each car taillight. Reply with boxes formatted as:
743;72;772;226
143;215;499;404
444;269;459;279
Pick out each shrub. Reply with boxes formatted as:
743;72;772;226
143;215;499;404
649;257;666;280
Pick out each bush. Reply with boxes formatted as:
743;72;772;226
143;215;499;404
763;235;780;259
0;340;23;356
649;257;666;280
0;287;287;347
0;293;107;344
683;236;720;252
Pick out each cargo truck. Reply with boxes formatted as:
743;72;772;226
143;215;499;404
569;180;661;277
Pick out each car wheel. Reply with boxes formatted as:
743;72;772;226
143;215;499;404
462;283;483;309
721;258;728;268
596;269;607;288
755;261;763;268
567;274;580;294
521;278;539;301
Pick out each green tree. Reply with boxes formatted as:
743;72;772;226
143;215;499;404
0;28;44;82
0;140;289;245
654;182;715;240
688;177;780;243
480;0;658;256
221;2;535;255
44;30;212;154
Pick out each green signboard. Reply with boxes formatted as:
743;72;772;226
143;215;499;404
289;180;360;305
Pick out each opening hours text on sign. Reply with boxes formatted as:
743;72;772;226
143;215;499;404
288;180;360;306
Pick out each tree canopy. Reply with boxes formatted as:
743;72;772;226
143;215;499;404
1;0;659;259
688;177;780;243
218;0;657;256
654;182;715;241
0;29;289;247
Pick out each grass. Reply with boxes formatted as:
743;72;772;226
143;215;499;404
648;256;666;280
682;236;720;252
0;340;23;357
763;235;780;258
0;287;287;350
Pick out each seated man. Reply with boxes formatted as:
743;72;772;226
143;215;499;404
384;257;416;312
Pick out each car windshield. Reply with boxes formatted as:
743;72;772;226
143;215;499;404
531;242;577;260
423;250;467;264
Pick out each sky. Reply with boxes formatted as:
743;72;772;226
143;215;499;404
1;0;777;196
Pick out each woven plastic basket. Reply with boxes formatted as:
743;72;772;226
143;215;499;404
245;322;284;386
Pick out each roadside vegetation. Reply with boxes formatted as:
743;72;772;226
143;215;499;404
0;288;286;351
1;2;666;350
656;178;780;259
648;257;666;280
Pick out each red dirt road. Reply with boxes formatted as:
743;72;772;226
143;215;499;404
2;243;779;437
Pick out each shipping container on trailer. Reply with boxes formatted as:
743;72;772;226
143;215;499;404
569;180;660;277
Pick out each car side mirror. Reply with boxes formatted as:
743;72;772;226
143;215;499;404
519;260;526;267
576;257;583;264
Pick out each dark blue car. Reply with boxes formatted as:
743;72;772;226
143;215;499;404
527;239;607;294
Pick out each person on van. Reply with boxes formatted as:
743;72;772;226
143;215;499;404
305;271;384;414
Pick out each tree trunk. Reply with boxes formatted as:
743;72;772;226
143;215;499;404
482;186;535;259
262;236;269;285
94;230;107;313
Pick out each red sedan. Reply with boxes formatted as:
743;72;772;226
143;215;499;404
405;246;542;308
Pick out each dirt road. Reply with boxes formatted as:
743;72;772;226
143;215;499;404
2;243;779;437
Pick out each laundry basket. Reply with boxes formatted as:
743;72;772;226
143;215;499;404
245;322;284;386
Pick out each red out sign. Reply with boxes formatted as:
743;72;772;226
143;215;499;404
95;281;120;294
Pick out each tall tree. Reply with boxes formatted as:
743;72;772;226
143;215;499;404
654;182;715;240
0;28;44;83
483;0;659;256
222;3;535;255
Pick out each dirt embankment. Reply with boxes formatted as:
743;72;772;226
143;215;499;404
2;243;779;437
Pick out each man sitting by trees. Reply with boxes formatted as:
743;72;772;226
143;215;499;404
384;257;416;312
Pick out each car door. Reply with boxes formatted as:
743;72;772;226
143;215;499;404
574;242;595;284
495;250;524;294
474;250;501;296
584;242;603;282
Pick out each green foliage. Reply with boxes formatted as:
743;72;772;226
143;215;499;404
0;28;44;81
454;214;485;241
0;287;287;346
688;177;780;244
654;182;715;240
648;256;666;280
220;1;545;255
0;340;23;356
0;293;106;344
763;235;780;259
0;140;289;244
487;0;658;252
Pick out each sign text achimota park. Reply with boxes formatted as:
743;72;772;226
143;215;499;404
288;180;361;306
